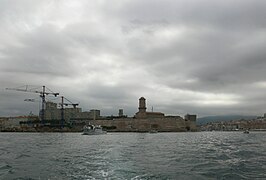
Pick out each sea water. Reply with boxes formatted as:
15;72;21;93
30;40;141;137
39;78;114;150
0;132;266;179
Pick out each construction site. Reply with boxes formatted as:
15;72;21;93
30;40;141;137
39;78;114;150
1;85;197;132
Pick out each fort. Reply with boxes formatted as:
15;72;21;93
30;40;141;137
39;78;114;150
86;97;197;132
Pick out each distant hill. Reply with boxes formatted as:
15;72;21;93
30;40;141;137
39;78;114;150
196;115;257;125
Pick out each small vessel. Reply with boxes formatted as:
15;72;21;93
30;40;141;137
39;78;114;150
149;129;158;133
243;129;249;134
82;125;107;135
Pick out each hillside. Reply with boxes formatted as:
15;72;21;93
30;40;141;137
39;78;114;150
196;115;257;125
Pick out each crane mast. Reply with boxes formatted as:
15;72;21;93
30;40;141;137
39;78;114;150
59;96;79;128
40;86;45;124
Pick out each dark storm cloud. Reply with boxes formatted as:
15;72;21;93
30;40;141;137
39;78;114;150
1;0;266;117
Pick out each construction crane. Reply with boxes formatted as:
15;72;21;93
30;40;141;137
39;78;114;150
59;96;79;128
6;85;59;125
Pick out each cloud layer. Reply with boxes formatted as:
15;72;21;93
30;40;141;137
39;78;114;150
1;0;266;117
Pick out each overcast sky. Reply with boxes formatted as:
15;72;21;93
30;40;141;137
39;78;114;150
1;0;266;118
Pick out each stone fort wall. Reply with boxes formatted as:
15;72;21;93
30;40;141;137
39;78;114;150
86;117;197;132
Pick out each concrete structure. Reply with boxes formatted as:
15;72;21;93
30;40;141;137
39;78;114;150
5;116;25;128
0;116;39;130
119;109;124;117
0;117;8;131
185;114;197;122
89;109;100;120
44;101;101;122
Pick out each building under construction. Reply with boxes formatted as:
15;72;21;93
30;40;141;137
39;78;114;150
44;101;101;122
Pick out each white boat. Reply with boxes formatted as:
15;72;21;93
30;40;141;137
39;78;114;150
82;125;107;135
243;129;249;134
149;129;158;133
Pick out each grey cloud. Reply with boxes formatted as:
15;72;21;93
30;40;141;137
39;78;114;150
1;24;74;77
1;0;266;117
116;0;266;30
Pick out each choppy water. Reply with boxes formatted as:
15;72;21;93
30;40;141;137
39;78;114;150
0;132;266;180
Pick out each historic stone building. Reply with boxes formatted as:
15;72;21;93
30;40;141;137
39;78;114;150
135;97;164;119
87;97;197;132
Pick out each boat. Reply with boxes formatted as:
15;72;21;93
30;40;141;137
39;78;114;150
82;125;107;135
243;129;249;134
149;129;158;133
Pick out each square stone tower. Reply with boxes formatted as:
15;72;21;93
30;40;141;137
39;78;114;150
135;97;147;118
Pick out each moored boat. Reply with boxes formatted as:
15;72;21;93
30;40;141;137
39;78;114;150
82;125;107;135
243;129;249;134
149;129;158;133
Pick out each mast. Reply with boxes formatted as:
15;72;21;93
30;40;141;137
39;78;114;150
40;86;46;125
61;96;64;128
